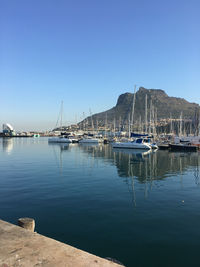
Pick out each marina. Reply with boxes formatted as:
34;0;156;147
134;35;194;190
1;1;200;266
1;137;200;267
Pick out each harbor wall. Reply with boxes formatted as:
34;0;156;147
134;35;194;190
0;219;122;267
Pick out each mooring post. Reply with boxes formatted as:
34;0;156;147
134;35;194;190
18;217;35;232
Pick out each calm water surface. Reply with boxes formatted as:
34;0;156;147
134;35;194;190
1;137;200;267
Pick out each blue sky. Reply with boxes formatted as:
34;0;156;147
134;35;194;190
0;0;200;131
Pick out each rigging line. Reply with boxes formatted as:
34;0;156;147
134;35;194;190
54;101;63;129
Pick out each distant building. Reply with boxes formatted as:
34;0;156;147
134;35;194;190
2;123;15;136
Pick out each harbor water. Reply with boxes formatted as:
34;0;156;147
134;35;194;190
0;137;200;267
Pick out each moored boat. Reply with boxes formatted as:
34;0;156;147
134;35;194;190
48;136;72;143
158;144;170;150
169;143;197;152
79;137;102;144
150;142;158;149
112;138;151;150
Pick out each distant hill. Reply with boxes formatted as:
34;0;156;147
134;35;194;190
79;87;199;128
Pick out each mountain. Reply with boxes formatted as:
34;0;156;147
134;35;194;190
79;87;200;128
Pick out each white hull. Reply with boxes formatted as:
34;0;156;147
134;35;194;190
150;143;158;149
48;137;72;143
79;138;102;144
112;141;151;150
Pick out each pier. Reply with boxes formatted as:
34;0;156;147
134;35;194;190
0;219;122;267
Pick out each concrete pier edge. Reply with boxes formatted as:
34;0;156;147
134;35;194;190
0;219;123;267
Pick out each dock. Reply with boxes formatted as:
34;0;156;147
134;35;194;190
0;219;123;267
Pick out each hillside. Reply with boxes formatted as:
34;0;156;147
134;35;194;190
79;87;200;128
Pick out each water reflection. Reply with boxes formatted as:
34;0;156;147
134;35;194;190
48;142;71;152
48;143;71;175
47;142;200;191
76;144;200;208
2;138;13;154
78;144;200;183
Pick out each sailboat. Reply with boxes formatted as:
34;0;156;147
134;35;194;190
112;86;152;150
48;101;72;143
79;110;103;144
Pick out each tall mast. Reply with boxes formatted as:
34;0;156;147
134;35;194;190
190;120;192;135
119;116;121;132
145;95;148;134
131;85;137;132
89;109;94;132
128;113;131;138
105;112;107;137
170;113;173;134
82;112;85;131
149;99;152;135
152;104;154;136
139;115;141;133
113;117;116;137
155;108;157;136
198;109;200;136
60;100;63;131
96;117;98;132
179;112;183;136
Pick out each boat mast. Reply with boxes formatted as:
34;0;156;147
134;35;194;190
199;109;200;136
113;117;116;137
170;113;173;134
139;115;142;133
145;95;148;134
179;112;183;137
96;117;98;132
119;116;121;132
89;109;94;133
60;100;63;132
105;112;107;138
131;85;137;133
128;113;131;138
152;104;155;136
149;99;152;135
54;101;64;131
155;108;157;136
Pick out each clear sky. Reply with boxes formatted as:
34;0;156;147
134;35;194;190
0;0;200;131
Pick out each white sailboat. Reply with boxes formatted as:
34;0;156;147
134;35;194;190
48;101;72;143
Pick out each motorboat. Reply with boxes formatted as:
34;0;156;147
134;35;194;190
112;138;152;150
79;137;102;144
48;136;72;143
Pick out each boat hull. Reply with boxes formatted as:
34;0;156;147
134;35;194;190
48;137;72;143
79;139;101;144
112;142;151;150
169;144;197;152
